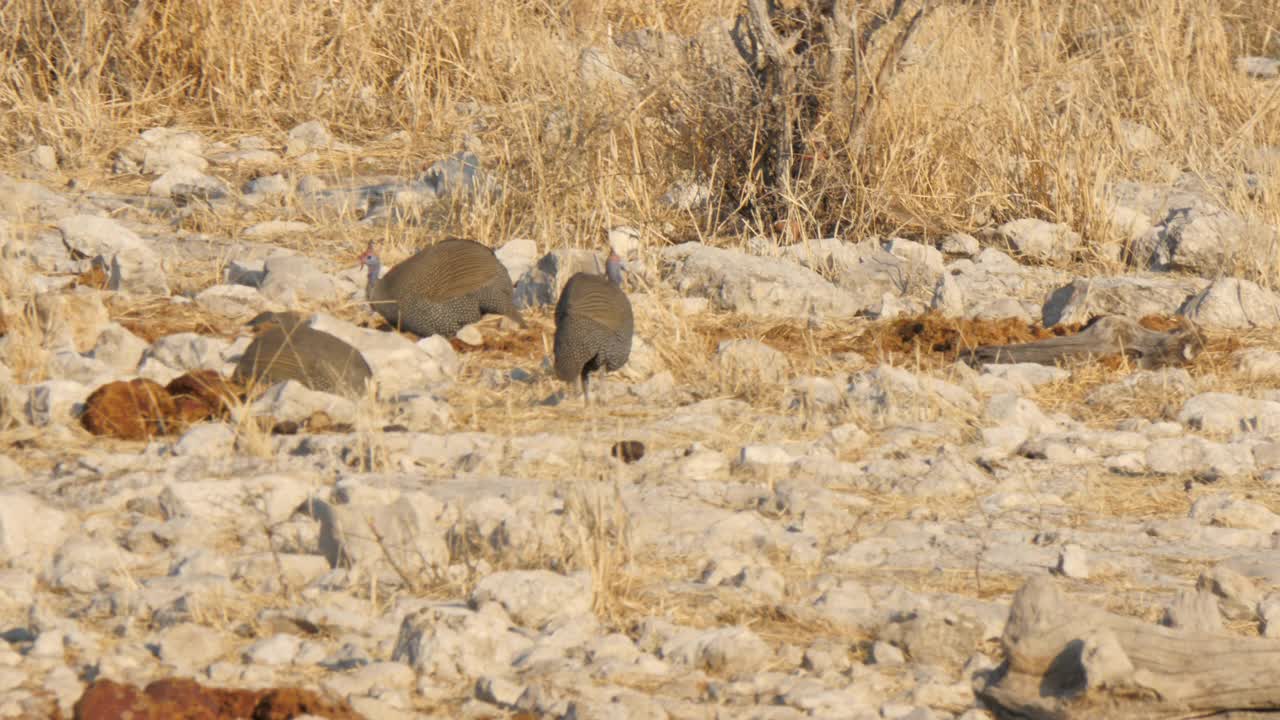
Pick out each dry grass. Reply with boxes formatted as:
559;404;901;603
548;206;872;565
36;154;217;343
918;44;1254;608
0;0;1276;271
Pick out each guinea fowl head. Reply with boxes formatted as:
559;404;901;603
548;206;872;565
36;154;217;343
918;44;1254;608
358;243;382;294
605;251;627;287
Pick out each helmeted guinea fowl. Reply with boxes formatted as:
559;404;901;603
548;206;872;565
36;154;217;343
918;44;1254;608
554;252;634;402
358;238;525;338
233;311;373;397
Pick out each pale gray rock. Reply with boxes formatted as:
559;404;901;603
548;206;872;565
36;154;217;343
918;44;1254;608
248;380;356;426
781;237;925;308
847;366;978;425
243;633;303;665
25;380;87;426
300;492;448;576
136;356;182;385
1086;367;1197;409
244;174;291;196
149;166;227;199
1178;392;1280;434
89;323;149;373
386;390;453;431
983;394;1059;436
940;233;980;257
153;622;228;670
716;339;789;385
1144;436;1254;478
56;215;168;295
660;626;771;674
27;145;58;172
0;456;25;482
48;350;114;386
980;363;1067;392
0;493;68;571
418;150;497;201
144;333;230;372
171;423;236;457
995;218;1082;262
242;221;311;239
1162;588;1223;632
208;148;280;168
1181;277;1280;329
607;226;643;259
971;297;1034;322
1238;56;1280;79
1262;595;1280;638
194;284;269;318
1197;566;1261;622
870;640;905;666
949;248;1070;313
470;570;592;630
737;444;796;469
392;603;533;682
930;271;965;318
1056;544;1089;579
113;128;206;175
513;248;608;309
878;610;985;669
495;238;538;285
661;242;862;320
308;313;457;394
1233;348;1280;379
1145;209;1276;276
287;120;334;152
259;254;340;304
1041;275;1205;327
885;238;946;276
1190;493;1280;533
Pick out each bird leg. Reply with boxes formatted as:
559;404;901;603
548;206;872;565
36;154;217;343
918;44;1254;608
580;368;592;406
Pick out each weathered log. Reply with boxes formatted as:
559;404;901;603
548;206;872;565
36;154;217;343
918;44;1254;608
978;577;1280;720
965;316;1203;369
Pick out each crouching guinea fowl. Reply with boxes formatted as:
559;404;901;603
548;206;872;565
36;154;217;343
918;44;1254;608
233;311;373;398
553;252;634;403
359;238;525;338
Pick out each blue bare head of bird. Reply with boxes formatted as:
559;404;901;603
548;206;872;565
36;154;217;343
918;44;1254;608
358;242;382;282
606;251;628;287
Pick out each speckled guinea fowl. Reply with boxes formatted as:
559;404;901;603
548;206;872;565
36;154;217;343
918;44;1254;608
233;311;373;397
359;238;525;338
554;252;633;402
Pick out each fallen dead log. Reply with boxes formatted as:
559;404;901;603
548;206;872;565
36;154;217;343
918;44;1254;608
965;316;1203;369
978;577;1280;720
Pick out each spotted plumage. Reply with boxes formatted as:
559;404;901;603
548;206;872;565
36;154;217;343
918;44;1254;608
360;238;524;338
233;311;372;397
553;252;633;402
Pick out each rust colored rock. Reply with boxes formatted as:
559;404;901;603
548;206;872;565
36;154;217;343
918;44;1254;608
80;378;177;440
611;440;646;463
166;370;241;425
252;687;364;720
143;678;258;718
73;677;364;720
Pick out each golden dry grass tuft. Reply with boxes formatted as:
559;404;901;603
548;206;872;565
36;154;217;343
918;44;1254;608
0;0;1276;270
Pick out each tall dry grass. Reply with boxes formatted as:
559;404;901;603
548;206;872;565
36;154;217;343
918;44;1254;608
0;0;1277;258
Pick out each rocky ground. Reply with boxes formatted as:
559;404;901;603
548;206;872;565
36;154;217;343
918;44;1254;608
2;32;1280;720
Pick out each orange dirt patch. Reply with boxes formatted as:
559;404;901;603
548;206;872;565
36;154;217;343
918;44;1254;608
105;297;238;343
73;677;364;720
875;315;1081;355
73;265;110;290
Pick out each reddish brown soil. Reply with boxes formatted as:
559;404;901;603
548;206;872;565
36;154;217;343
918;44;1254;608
73;677;364;720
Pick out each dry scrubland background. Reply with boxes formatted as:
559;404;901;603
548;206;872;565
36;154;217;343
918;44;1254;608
1;0;1278;273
